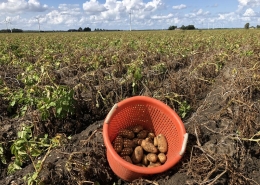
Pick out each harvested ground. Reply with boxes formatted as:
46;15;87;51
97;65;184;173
0;30;260;185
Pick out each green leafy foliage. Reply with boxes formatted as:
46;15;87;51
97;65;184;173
37;86;75;120
126;60;143;94
2;30;256;122
165;94;191;119
8;125;57;175
179;100;191;118
5;78;75;120
244;22;250;29
0;143;7;164
1;29;260;185
168;25;177;30
180;25;196;30
8;125;36;174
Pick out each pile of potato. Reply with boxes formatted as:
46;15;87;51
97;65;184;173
112;125;168;167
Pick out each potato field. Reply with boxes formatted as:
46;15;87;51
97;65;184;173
0;30;260;185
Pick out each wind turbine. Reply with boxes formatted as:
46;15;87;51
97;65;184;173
129;0;132;31
4;18;12;33
4;19;8;30
129;10;132;31
35;17;41;32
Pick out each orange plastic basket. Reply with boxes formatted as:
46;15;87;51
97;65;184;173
103;96;188;181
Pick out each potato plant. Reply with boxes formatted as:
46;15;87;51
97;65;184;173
0;30;259;184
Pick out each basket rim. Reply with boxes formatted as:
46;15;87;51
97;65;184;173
103;96;187;174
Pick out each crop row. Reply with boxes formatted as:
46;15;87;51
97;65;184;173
0;30;259;126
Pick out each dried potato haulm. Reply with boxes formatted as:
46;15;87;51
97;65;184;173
112;125;168;167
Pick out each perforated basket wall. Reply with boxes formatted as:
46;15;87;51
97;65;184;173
103;96;187;181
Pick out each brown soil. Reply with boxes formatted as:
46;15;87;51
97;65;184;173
0;32;260;185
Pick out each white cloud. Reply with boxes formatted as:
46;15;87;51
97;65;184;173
151;13;174;19
28;0;47;11
24;4;82;30
83;0;107;14
81;0;165;26
185;9;209;18
238;0;260;11
241;16;251;21
38;10;79;27
100;0;126;21
58;4;81;15
45;11;65;25
3;0;167;30
0;0;48;13
145;0;165;12
1;0;258;30
217;12;237;21
165;17;181;25
104;0;125;12
238;0;260;7
243;8;256;16
197;9;203;15
172;4;186;10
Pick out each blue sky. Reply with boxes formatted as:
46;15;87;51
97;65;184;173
1;0;260;30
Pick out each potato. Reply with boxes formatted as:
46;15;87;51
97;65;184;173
147;132;156;139
148;162;161;168
122;156;132;163
145;137;153;143
132;125;144;133
141;154;149;166
133;138;143;146
118;129;135;139
141;140;158;153
123;138;135;148
120;147;133;156
157;134;168;153
158;153;167;164
146;153;158;163
137;129;148;139
113;136;123;153
131;146;143;164
153;137;158;147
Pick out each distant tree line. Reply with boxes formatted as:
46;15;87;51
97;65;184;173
0;28;23;33
94;28;122;31
244;23;250;29
95;28;106;31
180;25;196;30
68;27;91;32
244;23;260;29
168;26;177;30
168;25;196;30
